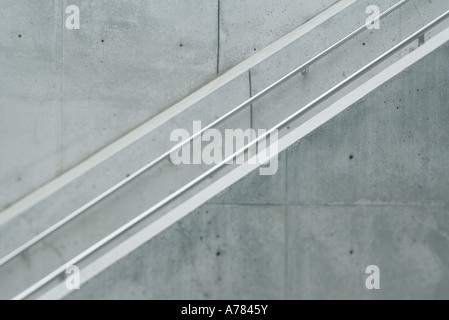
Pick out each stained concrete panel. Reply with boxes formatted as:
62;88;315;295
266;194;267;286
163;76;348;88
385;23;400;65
0;0;63;210
66;202;449;299
286;205;449;300
287;42;449;206
61;0;219;170
67;204;287;300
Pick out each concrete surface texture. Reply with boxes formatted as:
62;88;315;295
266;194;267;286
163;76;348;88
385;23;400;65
0;0;340;293
0;0;338;212
0;0;339;265
68;39;449;300
0;0;448;299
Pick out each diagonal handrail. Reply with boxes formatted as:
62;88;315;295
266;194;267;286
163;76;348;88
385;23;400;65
0;0;409;269
14;7;449;301
0;0;357;228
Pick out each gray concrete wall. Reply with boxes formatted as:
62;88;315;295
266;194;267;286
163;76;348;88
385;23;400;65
68;33;449;300
0;0;217;210
0;0;341;290
0;0;338;212
0;1;341;269
1;0;449;300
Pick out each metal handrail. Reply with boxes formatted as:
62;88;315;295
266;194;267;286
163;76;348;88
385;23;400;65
14;8;449;300
0;0;409;268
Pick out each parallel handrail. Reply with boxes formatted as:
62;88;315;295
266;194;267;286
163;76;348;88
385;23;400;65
0;0;409;268
0;0;358;229
14;8;449;301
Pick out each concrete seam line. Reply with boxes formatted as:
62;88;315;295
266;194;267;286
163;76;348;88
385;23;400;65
0;0;356;227
36;25;449;300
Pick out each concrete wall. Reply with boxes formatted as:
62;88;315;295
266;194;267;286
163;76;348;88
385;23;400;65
68;39;449;300
0;0;341;290
1;0;449;299
0;0;338;211
1;0;216;210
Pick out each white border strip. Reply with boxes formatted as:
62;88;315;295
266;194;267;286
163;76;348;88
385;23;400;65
37;25;449;300
0;0;356;227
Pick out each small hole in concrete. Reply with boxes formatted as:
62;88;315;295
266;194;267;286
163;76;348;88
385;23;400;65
179;43;183;47
126;174;130;178
18;34;22;38
349;155;354;160
254;48;257;51
362;42;366;46
350;250;354;255
216;251;221;257
101;40;105;43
